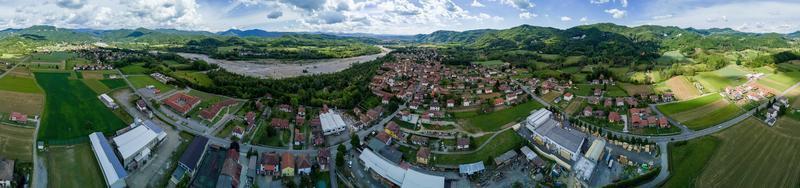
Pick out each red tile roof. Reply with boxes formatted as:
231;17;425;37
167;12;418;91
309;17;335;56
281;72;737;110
200;99;238;120
281;153;294;171
10;112;27;123
271;118;290;129
163;93;201;115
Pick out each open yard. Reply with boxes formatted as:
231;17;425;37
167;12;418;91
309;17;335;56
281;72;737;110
696;117;800;188
0;90;44;115
662;135;720;188
44;143;105;188
663;76;700;100
128;75;175;92
35;72;127;142
0;124;34;161
432;129;523;165
458;100;544;133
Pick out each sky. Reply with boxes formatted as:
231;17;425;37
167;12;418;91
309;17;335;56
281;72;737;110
0;0;799;35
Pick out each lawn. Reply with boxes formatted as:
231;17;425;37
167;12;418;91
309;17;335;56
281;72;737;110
0;73;43;93
680;104;743;130
568;84;596;96
44;143;105;188
0;124;34;161
662;136;720;188
174;71;213;87
35;72;127;142
120;63;149;75
252;124;290;147
128;75;175;92
657;94;722;115
696;117;800;188
460;100;544;132
433;129;523;165
756;71;800;92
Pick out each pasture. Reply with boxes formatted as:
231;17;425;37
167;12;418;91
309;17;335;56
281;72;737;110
663;76;700;100
657;94;722;115
35;72;126;142
458;100;544;132
755;71;800;92
65;58;92;70
663;136;720;188
0;124;34;161
44;143;105;188
696;117;800;188
128;75;175;92
0;68;43;94
0;90;44;115
433;129;523;165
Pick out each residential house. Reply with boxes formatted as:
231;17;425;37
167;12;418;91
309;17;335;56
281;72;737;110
281;153;295;176
271;118;290;129
384;122;402;139
457;138;470;150
232;126;244;139
279;104;293;113
410;135;429;146
416;147;431;165
245;112;256;132
583;107;593;117
563;93;574;101
317;149;331;172
376;132;392;145
608;112;621;123
163;93;201;115
259;152;280;176
9;112;27;124
447;99;455;108
296;155;312;175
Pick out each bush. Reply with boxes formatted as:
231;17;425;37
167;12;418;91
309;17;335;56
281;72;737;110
603;167;661;188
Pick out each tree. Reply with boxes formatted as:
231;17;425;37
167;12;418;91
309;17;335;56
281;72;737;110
176;175;190;188
336;144;346;167
350;134;360;149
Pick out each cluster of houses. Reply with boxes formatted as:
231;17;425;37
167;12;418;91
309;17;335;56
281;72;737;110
765;96;790;126
369;48;529;125
150;73;175;84
73;64;114;71
270;104;347;147
373;122;470;166
257;150;329;177
354;105;384;129
723;84;771;103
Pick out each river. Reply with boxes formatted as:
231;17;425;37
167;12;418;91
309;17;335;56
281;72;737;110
175;46;391;79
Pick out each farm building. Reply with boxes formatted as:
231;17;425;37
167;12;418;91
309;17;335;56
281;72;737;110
358;149;445;188
320;110;347;135
113;119;167;170
163;93;201;115
526;109;588;162
98;93;118;109
89;132;128;188
171;136;209;183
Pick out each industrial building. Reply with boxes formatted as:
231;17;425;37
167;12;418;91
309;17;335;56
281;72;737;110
320;110;347;135
89;132;128;188
358;149;445;188
526;109;588;162
114;119;167;170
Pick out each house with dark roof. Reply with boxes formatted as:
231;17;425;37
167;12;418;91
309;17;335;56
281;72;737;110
177;136;209;176
317;149;331;172
416;147;431;165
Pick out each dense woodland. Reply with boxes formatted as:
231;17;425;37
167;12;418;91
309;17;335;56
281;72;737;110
171;34;382;60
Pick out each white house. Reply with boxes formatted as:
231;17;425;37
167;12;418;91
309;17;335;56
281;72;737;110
99;94;118;109
320;110;347;135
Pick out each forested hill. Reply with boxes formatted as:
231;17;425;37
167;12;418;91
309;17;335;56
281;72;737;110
415;23;796;53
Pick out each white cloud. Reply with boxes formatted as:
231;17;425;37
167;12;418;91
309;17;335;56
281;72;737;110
620;0;628;7
471;0;485;7
56;0;87;9
501;0;534;10
519;12;536;19
579;17;587;22
604;8;626;19
645;1;800;33
479;13;504;21
560;16;571;21
590;0;626;7
651;14;672;20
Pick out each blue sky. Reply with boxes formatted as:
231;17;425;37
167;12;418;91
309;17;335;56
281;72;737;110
0;0;799;35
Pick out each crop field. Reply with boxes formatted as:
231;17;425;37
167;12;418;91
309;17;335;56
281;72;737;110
433;129;523;165
65;58;92;70
100;79;128;90
696;117;800;188
755;72;800;92
681;103;743;130
693;66;749;92
620;83;654;96
0;124;34;161
29;52;75;63
175;71;213;87
663;136;720;188
669;99;729;122
0;68;43;94
44;143;105;188
35;72;126;142
664;76;700;100
459;100;544;132
80;70;118;79
128;75;175;92
0;90;44;115
82;79;112;94
657;94;721;115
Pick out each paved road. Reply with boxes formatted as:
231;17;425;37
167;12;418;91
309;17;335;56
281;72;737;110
641;142;669;188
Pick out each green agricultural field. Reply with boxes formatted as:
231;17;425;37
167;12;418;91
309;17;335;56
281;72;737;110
662;136;720;188
30;52;76;62
0;124;34;161
756;71;800;92
128;75;175;92
81;79;112;94
44;143;105;188
433;129;523;165
693;65;749;92
657;94;722;115
65;58;92;70
0;74;43;93
681;103;743;130
120;63;149;75
100;79;129;90
35;72;127;142
696;117;800;188
174;71;213;87
460;100;544;132
473;60;505;67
